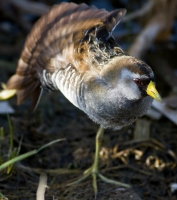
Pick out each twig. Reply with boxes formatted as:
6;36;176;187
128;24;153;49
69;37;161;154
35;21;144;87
128;0;177;58
15;163;80;175
122;0;154;22
36;173;47;200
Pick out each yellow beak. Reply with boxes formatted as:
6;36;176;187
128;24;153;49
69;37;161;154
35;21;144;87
146;81;162;102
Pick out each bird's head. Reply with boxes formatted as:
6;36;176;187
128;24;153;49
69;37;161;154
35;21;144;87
100;55;162;103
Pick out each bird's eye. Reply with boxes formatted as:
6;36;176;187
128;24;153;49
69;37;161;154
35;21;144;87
134;78;141;85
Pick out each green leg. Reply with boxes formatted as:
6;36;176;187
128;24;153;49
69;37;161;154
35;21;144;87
90;126;104;194
67;126;130;196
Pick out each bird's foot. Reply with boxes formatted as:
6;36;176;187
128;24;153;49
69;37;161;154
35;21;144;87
67;165;130;197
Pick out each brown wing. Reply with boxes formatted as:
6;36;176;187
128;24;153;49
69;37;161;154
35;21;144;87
7;2;126;108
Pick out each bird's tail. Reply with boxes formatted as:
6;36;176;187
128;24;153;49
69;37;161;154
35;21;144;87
0;63;42;110
10;74;42;109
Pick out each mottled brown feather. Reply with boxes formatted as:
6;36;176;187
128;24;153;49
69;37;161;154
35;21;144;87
6;2;126;108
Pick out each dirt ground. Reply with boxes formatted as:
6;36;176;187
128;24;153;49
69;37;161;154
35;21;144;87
0;0;177;200
1;87;177;200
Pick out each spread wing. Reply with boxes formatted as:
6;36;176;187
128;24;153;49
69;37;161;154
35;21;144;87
6;2;126;108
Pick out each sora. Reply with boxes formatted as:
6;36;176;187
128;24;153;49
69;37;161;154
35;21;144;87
2;2;161;196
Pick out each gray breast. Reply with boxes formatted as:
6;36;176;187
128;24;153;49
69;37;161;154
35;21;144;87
81;93;153;129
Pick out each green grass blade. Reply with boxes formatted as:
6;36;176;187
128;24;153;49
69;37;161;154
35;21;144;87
7;115;13;155
0;138;65;171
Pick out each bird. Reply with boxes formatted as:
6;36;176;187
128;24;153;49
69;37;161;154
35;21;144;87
1;2;161;196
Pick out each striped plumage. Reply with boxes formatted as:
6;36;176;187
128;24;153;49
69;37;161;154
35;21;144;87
7;2;159;129
7;3;124;108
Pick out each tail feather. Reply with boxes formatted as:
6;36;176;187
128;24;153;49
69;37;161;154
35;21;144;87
7;74;41;109
7;74;35;89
